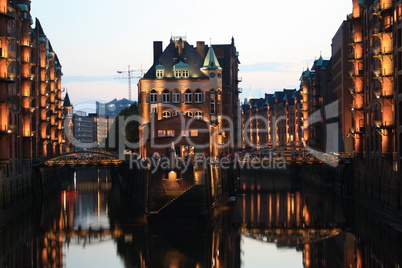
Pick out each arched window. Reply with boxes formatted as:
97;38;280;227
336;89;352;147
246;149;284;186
162;89;170;103
195;89;202;103
162;111;171;119
150;89;157;103
185;111;193;117
185;89;192;103
172;110;179;117
210;99;215;114
172;89;180;103
194;111;203;120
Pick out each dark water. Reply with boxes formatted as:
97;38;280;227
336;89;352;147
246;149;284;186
1;167;402;267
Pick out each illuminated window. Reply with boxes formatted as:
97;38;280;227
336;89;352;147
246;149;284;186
182;130;189;136
158;130;166;137
150;90;157;103
190;129;198;137
185;89;192;103
195;89;202;103
194;111;203;120
172;90;180;103
210;99;215;114
175;70;189;78
185;111;193;117
167;130;175;137
156;70;164;78
162;111;171;118
162;89;170;103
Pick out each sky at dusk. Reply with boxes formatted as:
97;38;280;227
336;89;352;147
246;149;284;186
30;0;352;110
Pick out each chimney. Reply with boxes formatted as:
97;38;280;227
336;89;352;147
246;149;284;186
196;41;205;58
153;41;163;63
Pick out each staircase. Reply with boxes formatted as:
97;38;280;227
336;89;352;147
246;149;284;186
151;184;206;216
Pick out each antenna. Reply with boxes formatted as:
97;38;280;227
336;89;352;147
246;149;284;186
116;65;143;100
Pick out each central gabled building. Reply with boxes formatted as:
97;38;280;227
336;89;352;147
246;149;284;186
138;37;240;158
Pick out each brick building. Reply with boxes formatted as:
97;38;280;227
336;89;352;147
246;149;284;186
0;1;68;210
138;37;240;158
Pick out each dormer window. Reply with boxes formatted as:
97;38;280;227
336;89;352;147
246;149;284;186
174;61;190;78
155;63;164;78
175;70;189;78
156;69;164;78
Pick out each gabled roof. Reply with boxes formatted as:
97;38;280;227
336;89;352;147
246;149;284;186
35;18;46;37
143;40;207;79
312;55;330;70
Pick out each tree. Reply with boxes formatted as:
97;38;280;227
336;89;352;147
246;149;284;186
105;102;139;152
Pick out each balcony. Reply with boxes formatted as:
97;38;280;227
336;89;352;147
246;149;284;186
373;1;392;15
373;68;393;78
350;127;364;134
374;120;394;129
349;69;363;77
348;52;363;61
0;5;15;18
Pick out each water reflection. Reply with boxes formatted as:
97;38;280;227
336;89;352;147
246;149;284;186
0;167;401;267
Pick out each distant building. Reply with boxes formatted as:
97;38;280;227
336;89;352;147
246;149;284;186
96;98;135;117
137;37;241;157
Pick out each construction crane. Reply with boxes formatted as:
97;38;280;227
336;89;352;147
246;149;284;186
116;65;143;100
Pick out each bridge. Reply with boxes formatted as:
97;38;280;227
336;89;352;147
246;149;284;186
33;151;123;167
241;225;344;246
236;146;352;166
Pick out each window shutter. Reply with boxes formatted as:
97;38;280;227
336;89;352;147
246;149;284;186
146;93;150;103
158;94;162;103
181;93;185;103
202;91;206;103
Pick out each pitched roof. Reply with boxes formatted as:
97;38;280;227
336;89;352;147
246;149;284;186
143;40;207;79
202;45;221;70
63;92;72;108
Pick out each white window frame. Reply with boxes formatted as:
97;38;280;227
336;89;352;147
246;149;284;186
195;89;202;103
162;111;171;119
162;89;170;103
156;69;164;78
150;90;157;103
194;111;203;120
210;99;215;114
185;89;192;103
172;91;180;103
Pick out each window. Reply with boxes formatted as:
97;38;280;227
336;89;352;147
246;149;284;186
167;130;175;137
194;111;203;120
190;130;198;137
162;89;170;103
158;130;166;137
172;90;180;103
185;111;193;117
175;70;189;78
195;89;202;103
156;70;164;78
185;89;192;103
210;99;215;114
150;90;157;103
182;130;189;136
162;111;171;118
172;110;179;117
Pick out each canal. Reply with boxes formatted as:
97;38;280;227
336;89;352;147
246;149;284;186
1;167;402;267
